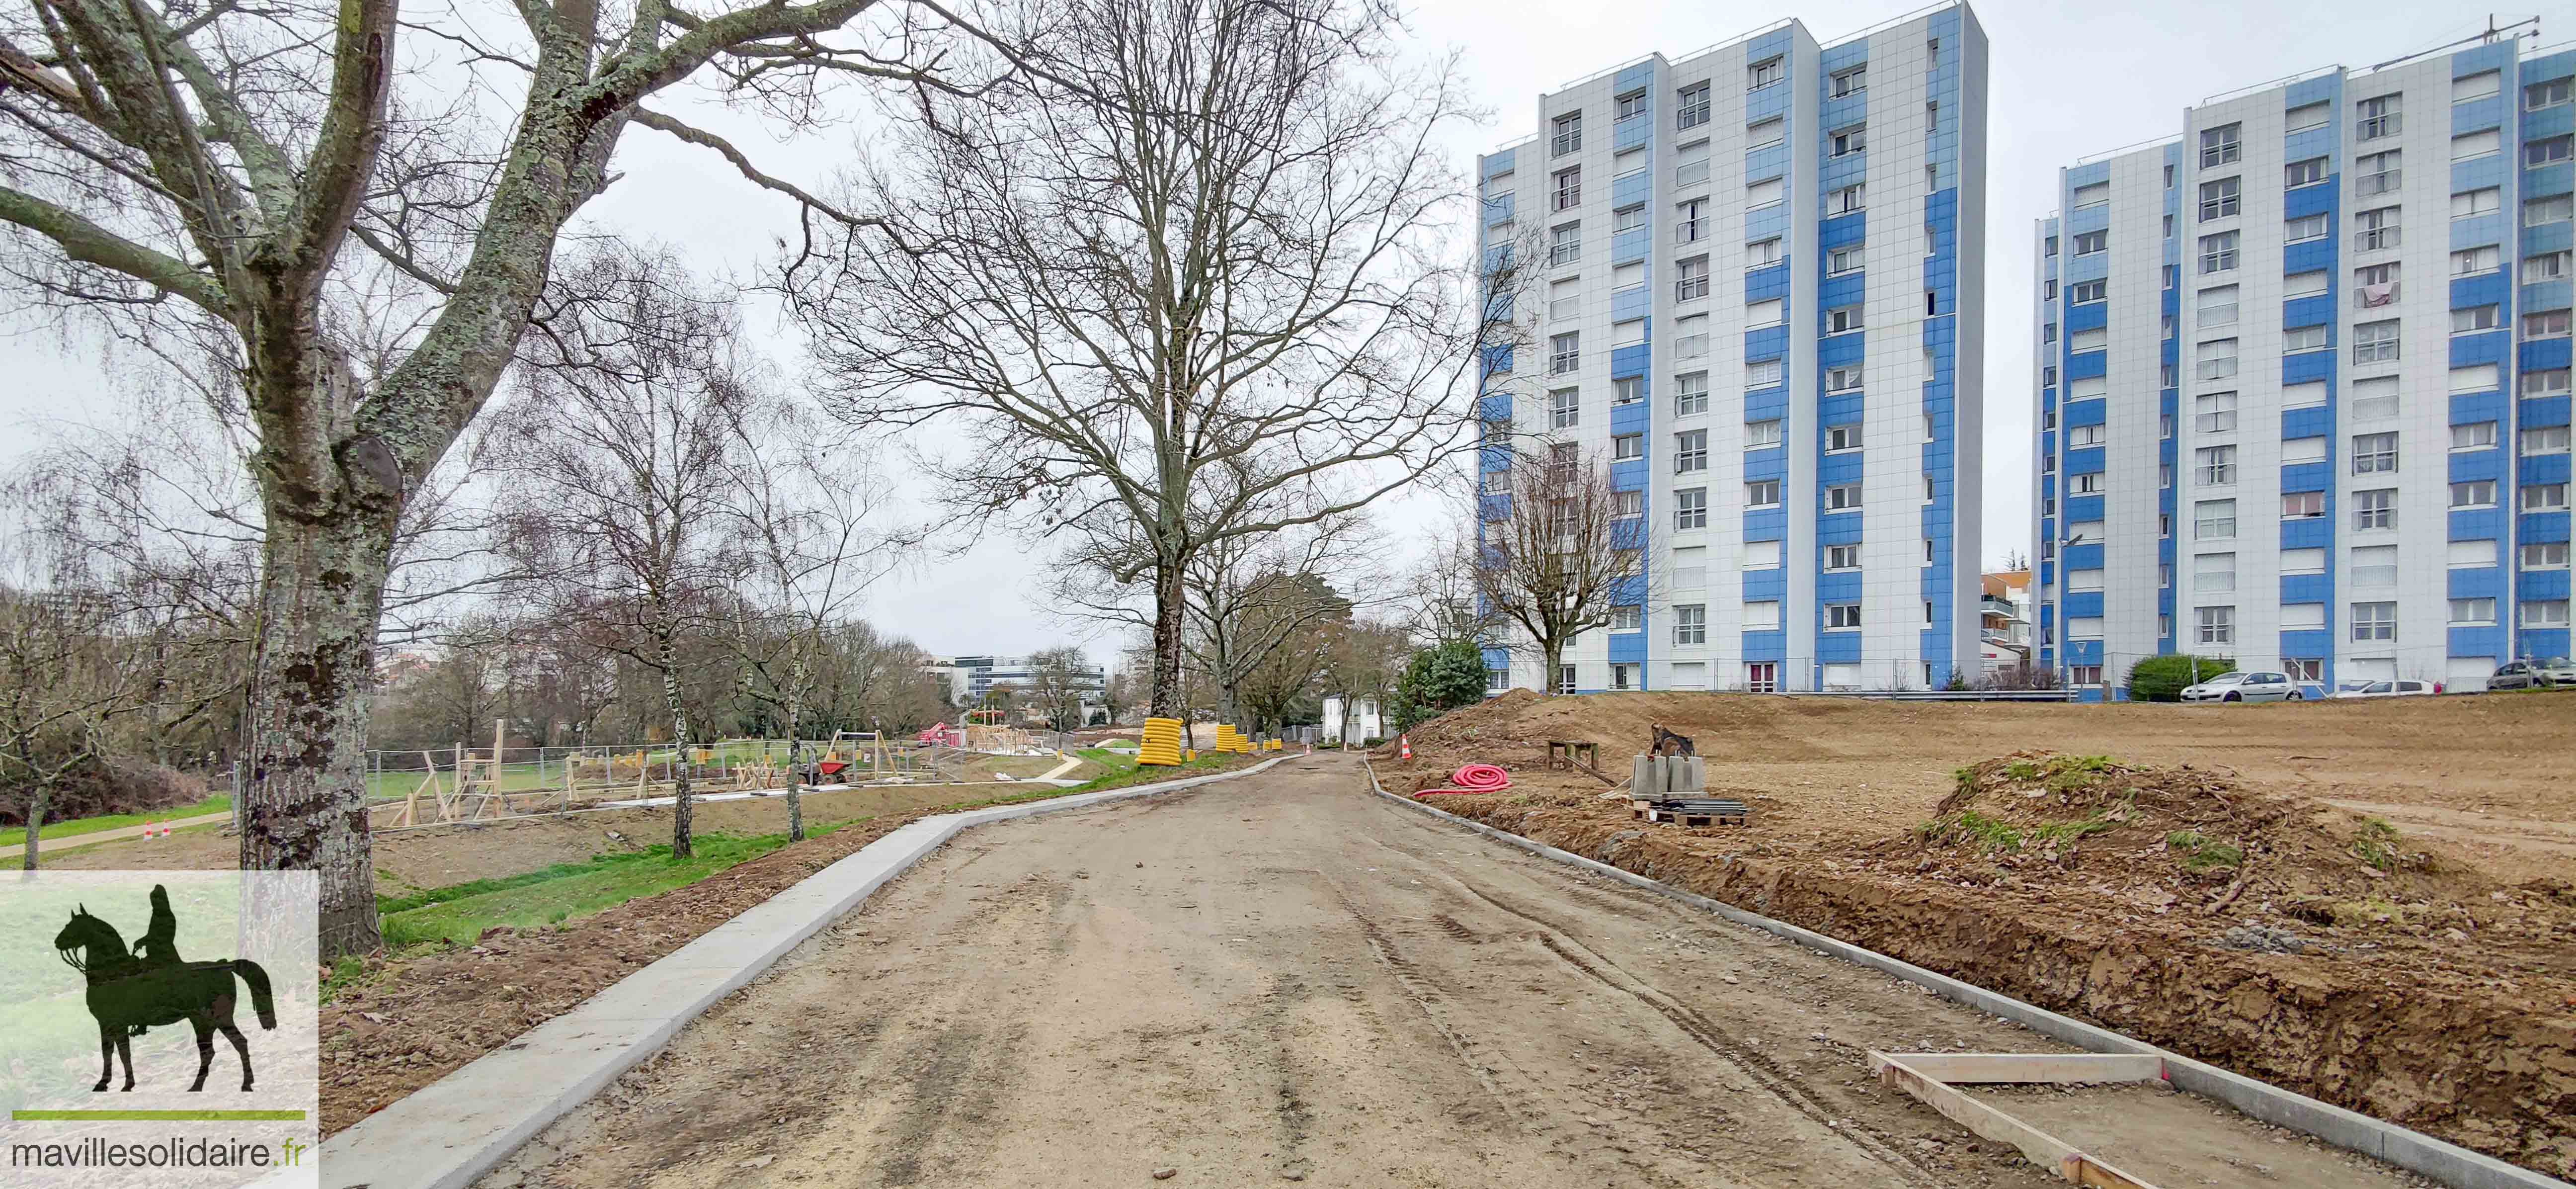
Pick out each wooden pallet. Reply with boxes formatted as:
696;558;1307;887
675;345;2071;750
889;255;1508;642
1869;1052;2167;1188
1630;797;1748;827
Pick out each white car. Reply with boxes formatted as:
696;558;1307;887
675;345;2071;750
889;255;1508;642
2329;679;2441;699
2179;671;2300;703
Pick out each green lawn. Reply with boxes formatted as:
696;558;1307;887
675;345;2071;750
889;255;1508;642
1076;747;1141;774
373;828;830;949
0;793;233;849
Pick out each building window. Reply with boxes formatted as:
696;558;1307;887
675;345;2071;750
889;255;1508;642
2071;181;2109;209
2194;498;2237;539
2285;157;2326;188
2454;245;2501;275
2195;444;2237;486
1825;365;1862;392
2453;304;2501;335
2073;229;2107;255
2199;122;2241;167
1550;223;1581;266
1666;201;1705;248
2527;600;2575;629
1556;664;1578;694
1825;602;1862;630
1674;604;1707;645
2350;601;2396;643
1675;314;1709;358
2353;487;2396;529
1615;90;1648;121
2284;213;2328;243
1744;418;1780;448
2527;194;2576;226
2525;309;2574;339
2528;252;2574;282
2282;491;2324;519
2197;605;2234;646
1611;432;1642;460
1824;482;1862;511
2454;187;2501;220
1741;357;1781;390
1829;245;1866;275
2529;77;2574;110
2286;100;2329;131
2194;337;2239;382
2197;284;2238;327
2450;480;2497;509
1746;663;1778;693
1831;124;1867;157
1553;166;1581;210
1748;56;1782;89
1831;62;1867;97
2283;324;2328;353
1549;332;1579;374
1675;487;1707;529
2198;230;2237;273
1547;442;1577;484
2352;320;2400;364
2454;421;2500;451
2193;390;2237;434
2527;482;2573;512
2525;425;2573;455
1747;478;1782;507
1610;605;1643;632
2356;149;2402;196
2067;423;2103;447
1613;375;1644;406
2527;368;2574;397
2529;542;2574;570
1674;430;1707;473
2198;175;2241;220
1830;183;1866;214
2527;135;2574;168
2351;431;2397;474
1826;422;1862;453
2355;260;2400;307
2071;279;2105;304
2356;93;2401;141
1677;83;1710;129
2356;205;2401;252
1551;111;1582;156
1549;387;1580;428
1825;305;1863;334
1826;543;1861;571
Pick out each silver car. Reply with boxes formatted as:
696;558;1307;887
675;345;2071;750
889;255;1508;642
2180;671;2300;703
2490;657;2576;690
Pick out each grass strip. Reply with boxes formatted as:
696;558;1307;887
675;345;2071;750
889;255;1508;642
0;794;233;849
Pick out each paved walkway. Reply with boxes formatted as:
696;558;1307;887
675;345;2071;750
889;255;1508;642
0;809;231;861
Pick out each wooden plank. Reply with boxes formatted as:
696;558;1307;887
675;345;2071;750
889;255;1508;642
1880;1052;2164;1086
1871;1053;2163;1189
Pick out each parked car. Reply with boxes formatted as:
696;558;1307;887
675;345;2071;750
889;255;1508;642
2179;671;2300;703
2330;679;2441;699
2490;658;2576;690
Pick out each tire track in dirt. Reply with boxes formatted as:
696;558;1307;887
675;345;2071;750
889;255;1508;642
1353;821;1954;1189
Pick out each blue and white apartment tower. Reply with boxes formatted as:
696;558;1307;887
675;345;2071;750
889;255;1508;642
1473;2;1989;694
2034;32;2576;697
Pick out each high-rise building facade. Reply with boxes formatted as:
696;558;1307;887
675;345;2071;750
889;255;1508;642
2034;34;2576;696
1475;2;1988;694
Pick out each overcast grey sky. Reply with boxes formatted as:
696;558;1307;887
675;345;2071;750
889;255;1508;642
1;0;2559;659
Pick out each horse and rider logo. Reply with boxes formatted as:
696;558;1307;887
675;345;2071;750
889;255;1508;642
50;885;277;1093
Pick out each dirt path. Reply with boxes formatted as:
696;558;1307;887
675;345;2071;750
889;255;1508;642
479;756;2418;1189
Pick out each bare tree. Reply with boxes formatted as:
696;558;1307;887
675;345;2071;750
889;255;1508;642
789;0;1493;723
1175;524;1362;730
1469;441;1645;691
719;410;902;841
1019;646;1094;732
0;0;1017;953
486;250;764;858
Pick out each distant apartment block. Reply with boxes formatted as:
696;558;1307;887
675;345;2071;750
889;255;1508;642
2034;32;2576;696
1476;1;1989;694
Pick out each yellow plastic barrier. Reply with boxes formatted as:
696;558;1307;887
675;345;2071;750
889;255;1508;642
1139;716;1185;766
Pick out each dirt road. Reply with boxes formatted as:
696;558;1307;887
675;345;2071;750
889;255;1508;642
481;756;2417;1189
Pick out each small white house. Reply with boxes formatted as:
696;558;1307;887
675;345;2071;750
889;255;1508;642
1320;696;1382;746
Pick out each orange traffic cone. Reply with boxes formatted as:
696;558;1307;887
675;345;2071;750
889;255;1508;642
1398;735;1411;761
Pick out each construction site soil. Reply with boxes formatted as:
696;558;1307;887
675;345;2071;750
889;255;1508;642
1372;690;2576;1178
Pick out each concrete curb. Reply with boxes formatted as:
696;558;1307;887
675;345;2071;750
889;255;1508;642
1362;761;2569;1189
319;757;1287;1189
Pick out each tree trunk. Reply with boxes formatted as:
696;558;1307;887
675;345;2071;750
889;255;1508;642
1541;636;1564;695
783;681;805;843
655;621;694;858
1149;560;1186;718
21;787;47;871
241;511;396;958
